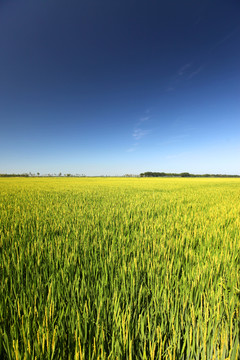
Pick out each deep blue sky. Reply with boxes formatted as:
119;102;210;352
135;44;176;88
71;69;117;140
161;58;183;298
1;0;239;175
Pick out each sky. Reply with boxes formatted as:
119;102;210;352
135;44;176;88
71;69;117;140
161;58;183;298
0;0;239;175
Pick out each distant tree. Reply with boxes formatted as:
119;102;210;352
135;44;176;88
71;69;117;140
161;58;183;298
37;172;40;176
180;172;191;177
59;172;62;177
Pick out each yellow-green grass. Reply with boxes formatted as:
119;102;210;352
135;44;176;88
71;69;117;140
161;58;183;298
0;177;240;359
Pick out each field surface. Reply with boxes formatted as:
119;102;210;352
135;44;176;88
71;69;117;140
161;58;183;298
0;177;240;359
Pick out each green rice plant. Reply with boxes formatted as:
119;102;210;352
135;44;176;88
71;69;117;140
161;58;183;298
0;177;239;359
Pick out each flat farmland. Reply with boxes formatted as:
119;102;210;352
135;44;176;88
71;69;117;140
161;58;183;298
0;178;240;359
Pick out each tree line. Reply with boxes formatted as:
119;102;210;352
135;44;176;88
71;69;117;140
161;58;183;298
140;172;240;178
0;172;239;178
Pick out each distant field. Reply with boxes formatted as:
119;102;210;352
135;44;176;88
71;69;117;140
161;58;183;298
1;178;240;359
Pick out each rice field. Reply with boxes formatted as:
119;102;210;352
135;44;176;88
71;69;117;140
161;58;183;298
0;177;240;359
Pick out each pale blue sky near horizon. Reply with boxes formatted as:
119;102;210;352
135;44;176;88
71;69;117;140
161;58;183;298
0;0;240;175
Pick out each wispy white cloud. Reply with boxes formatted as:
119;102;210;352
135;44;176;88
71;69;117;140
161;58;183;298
166;86;175;92
166;61;205;91
140;116;150;122
136;115;151;126
213;27;239;49
126;147;136;153
178;63;191;76
188;65;204;79
132;128;151;140
126;111;152;152
166;26;239;93
165;63;192;92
